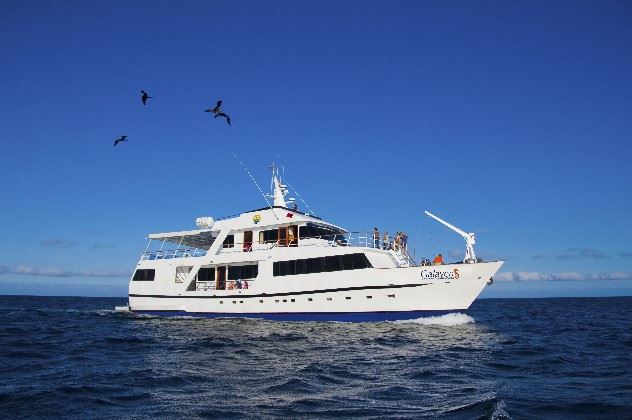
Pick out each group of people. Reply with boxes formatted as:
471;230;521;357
227;280;249;290
372;228;408;252
372;228;445;265
420;254;444;266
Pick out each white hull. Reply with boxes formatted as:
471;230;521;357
128;261;502;321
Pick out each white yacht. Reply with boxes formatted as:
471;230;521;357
117;166;503;321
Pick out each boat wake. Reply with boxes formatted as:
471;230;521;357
395;312;475;326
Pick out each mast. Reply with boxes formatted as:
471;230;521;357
271;163;289;207
424;210;477;263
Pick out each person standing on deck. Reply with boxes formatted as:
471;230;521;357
373;227;380;249
433;254;444;265
382;232;389;250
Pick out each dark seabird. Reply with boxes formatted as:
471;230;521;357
214;112;231;126
204;100;231;126
141;90;152;105
114;135;128;146
204;100;222;114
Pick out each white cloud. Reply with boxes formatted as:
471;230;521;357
1;265;128;278
495;271;632;282
40;238;80;248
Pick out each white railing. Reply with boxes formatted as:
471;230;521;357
141;248;207;260
195;279;254;292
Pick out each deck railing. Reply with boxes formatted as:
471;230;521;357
141;248;207;260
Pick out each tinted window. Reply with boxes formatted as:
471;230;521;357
299;224;343;241
132;269;155;281
259;229;278;244
273;253;372;277
324;255;342;272
306;257;321;274
227;264;258;280
223;234;235;248
197;267;215;282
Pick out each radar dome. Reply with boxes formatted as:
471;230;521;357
196;217;214;229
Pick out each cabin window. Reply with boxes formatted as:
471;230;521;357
259;229;278;244
272;253;372;277
243;231;253;252
278;227;288;247
223;235;235;248
323;255;342;272
227;264;258;280
197;267;215;282
288;225;298;246
216;266;226;290
132;269;155;281
175;266;192;283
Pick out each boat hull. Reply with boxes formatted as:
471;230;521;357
131;309;464;322
127;261;503;322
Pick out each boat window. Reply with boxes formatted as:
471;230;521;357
227;264;258;280
278;227;288;247
197;267;215;282
243;231;253;252
273;253;372;277
288;225;298;246
299;224;343;240
259;229;278;244
216;266;226;290
323;255;342;272
223;235;235;248
132;269;155;281
175;266;192;283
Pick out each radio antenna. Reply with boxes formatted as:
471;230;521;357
287;183;316;216
233;153;278;220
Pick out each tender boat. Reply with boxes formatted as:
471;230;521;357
117;165;503;321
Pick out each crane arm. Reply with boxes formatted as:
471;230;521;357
424;211;469;240
424;210;477;263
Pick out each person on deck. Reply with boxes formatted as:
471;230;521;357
433;254;444;265
382;232;389;250
373;227;380;249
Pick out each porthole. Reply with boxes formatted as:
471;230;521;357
345;297;351;300
326;297;332;301
283;299;287;303
308;298;313;302
275;299;280;303
239;301;243;304
232;300;237;304
291;299;295;302
366;296;372;299
259;299;264;303
220;301;224;304
387;294;395;298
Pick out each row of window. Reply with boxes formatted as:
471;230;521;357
273;253;372;277
135;253;371;281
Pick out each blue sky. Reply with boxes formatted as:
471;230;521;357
1;0;631;297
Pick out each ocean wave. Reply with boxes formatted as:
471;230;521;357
395;312;476;326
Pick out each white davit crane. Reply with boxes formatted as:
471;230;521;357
424;210;477;264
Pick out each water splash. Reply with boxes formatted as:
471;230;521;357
395;312;475;326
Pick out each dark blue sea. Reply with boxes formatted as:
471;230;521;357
1;296;631;419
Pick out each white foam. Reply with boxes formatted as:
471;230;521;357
395;312;475;326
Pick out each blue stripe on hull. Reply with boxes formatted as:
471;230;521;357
132;310;465;322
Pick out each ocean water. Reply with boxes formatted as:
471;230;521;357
1;296;631;419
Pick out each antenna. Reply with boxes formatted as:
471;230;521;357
287;182;316;216
233;153;278;220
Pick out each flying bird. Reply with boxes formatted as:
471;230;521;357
214;112;231;126
114;135;128;146
140;90;152;105
204;100;231;126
